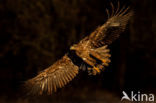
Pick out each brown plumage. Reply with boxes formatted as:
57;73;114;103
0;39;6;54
25;2;133;95
25;55;79;94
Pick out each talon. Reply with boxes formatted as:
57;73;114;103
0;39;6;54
97;65;104;70
93;66;100;73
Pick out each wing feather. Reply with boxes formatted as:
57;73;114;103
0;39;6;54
89;3;133;47
25;55;79;95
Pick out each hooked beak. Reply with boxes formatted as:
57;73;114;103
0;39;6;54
70;46;75;50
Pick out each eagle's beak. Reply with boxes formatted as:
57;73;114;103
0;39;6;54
70;46;75;50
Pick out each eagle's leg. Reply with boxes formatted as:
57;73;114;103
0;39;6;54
90;51;111;66
87;51;110;75
82;56;100;74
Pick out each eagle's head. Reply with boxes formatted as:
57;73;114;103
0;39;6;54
70;44;80;51
70;37;91;54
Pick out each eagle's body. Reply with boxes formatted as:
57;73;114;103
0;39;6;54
71;36;111;75
25;3;133;95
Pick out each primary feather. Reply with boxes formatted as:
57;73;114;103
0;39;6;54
89;2;133;46
25;55;79;95
25;2;133;95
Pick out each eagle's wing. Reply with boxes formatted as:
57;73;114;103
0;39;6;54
89;2;133;47
25;55;79;95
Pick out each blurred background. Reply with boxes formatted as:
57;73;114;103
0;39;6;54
0;0;156;103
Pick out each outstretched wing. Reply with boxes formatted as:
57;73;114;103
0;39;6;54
25;55;79;95
89;2;133;47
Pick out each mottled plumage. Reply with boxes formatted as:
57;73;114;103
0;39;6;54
25;3;133;95
25;55;78;94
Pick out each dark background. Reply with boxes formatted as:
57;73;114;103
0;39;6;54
0;0;155;103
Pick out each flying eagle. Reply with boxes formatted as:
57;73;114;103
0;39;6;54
25;2;133;95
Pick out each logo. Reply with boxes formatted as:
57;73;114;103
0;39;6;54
121;91;155;102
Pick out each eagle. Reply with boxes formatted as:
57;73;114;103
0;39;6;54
25;2;133;95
